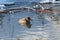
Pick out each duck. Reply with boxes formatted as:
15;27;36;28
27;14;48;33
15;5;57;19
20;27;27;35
18;17;32;28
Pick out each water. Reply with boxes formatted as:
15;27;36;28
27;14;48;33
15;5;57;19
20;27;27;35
0;2;60;40
0;0;42;2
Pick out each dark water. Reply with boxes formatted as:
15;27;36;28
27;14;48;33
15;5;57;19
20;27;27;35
0;2;60;40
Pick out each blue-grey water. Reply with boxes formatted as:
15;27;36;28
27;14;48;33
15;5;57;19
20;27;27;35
0;0;42;3
0;0;60;40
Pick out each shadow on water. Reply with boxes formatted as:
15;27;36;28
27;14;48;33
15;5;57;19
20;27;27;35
0;14;4;31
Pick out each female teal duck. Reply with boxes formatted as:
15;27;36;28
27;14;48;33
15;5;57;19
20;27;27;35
18;17;32;28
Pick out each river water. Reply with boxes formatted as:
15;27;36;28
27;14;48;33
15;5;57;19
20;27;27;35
0;2;60;40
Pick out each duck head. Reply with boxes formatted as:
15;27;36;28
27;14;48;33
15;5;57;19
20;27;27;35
26;17;32;21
